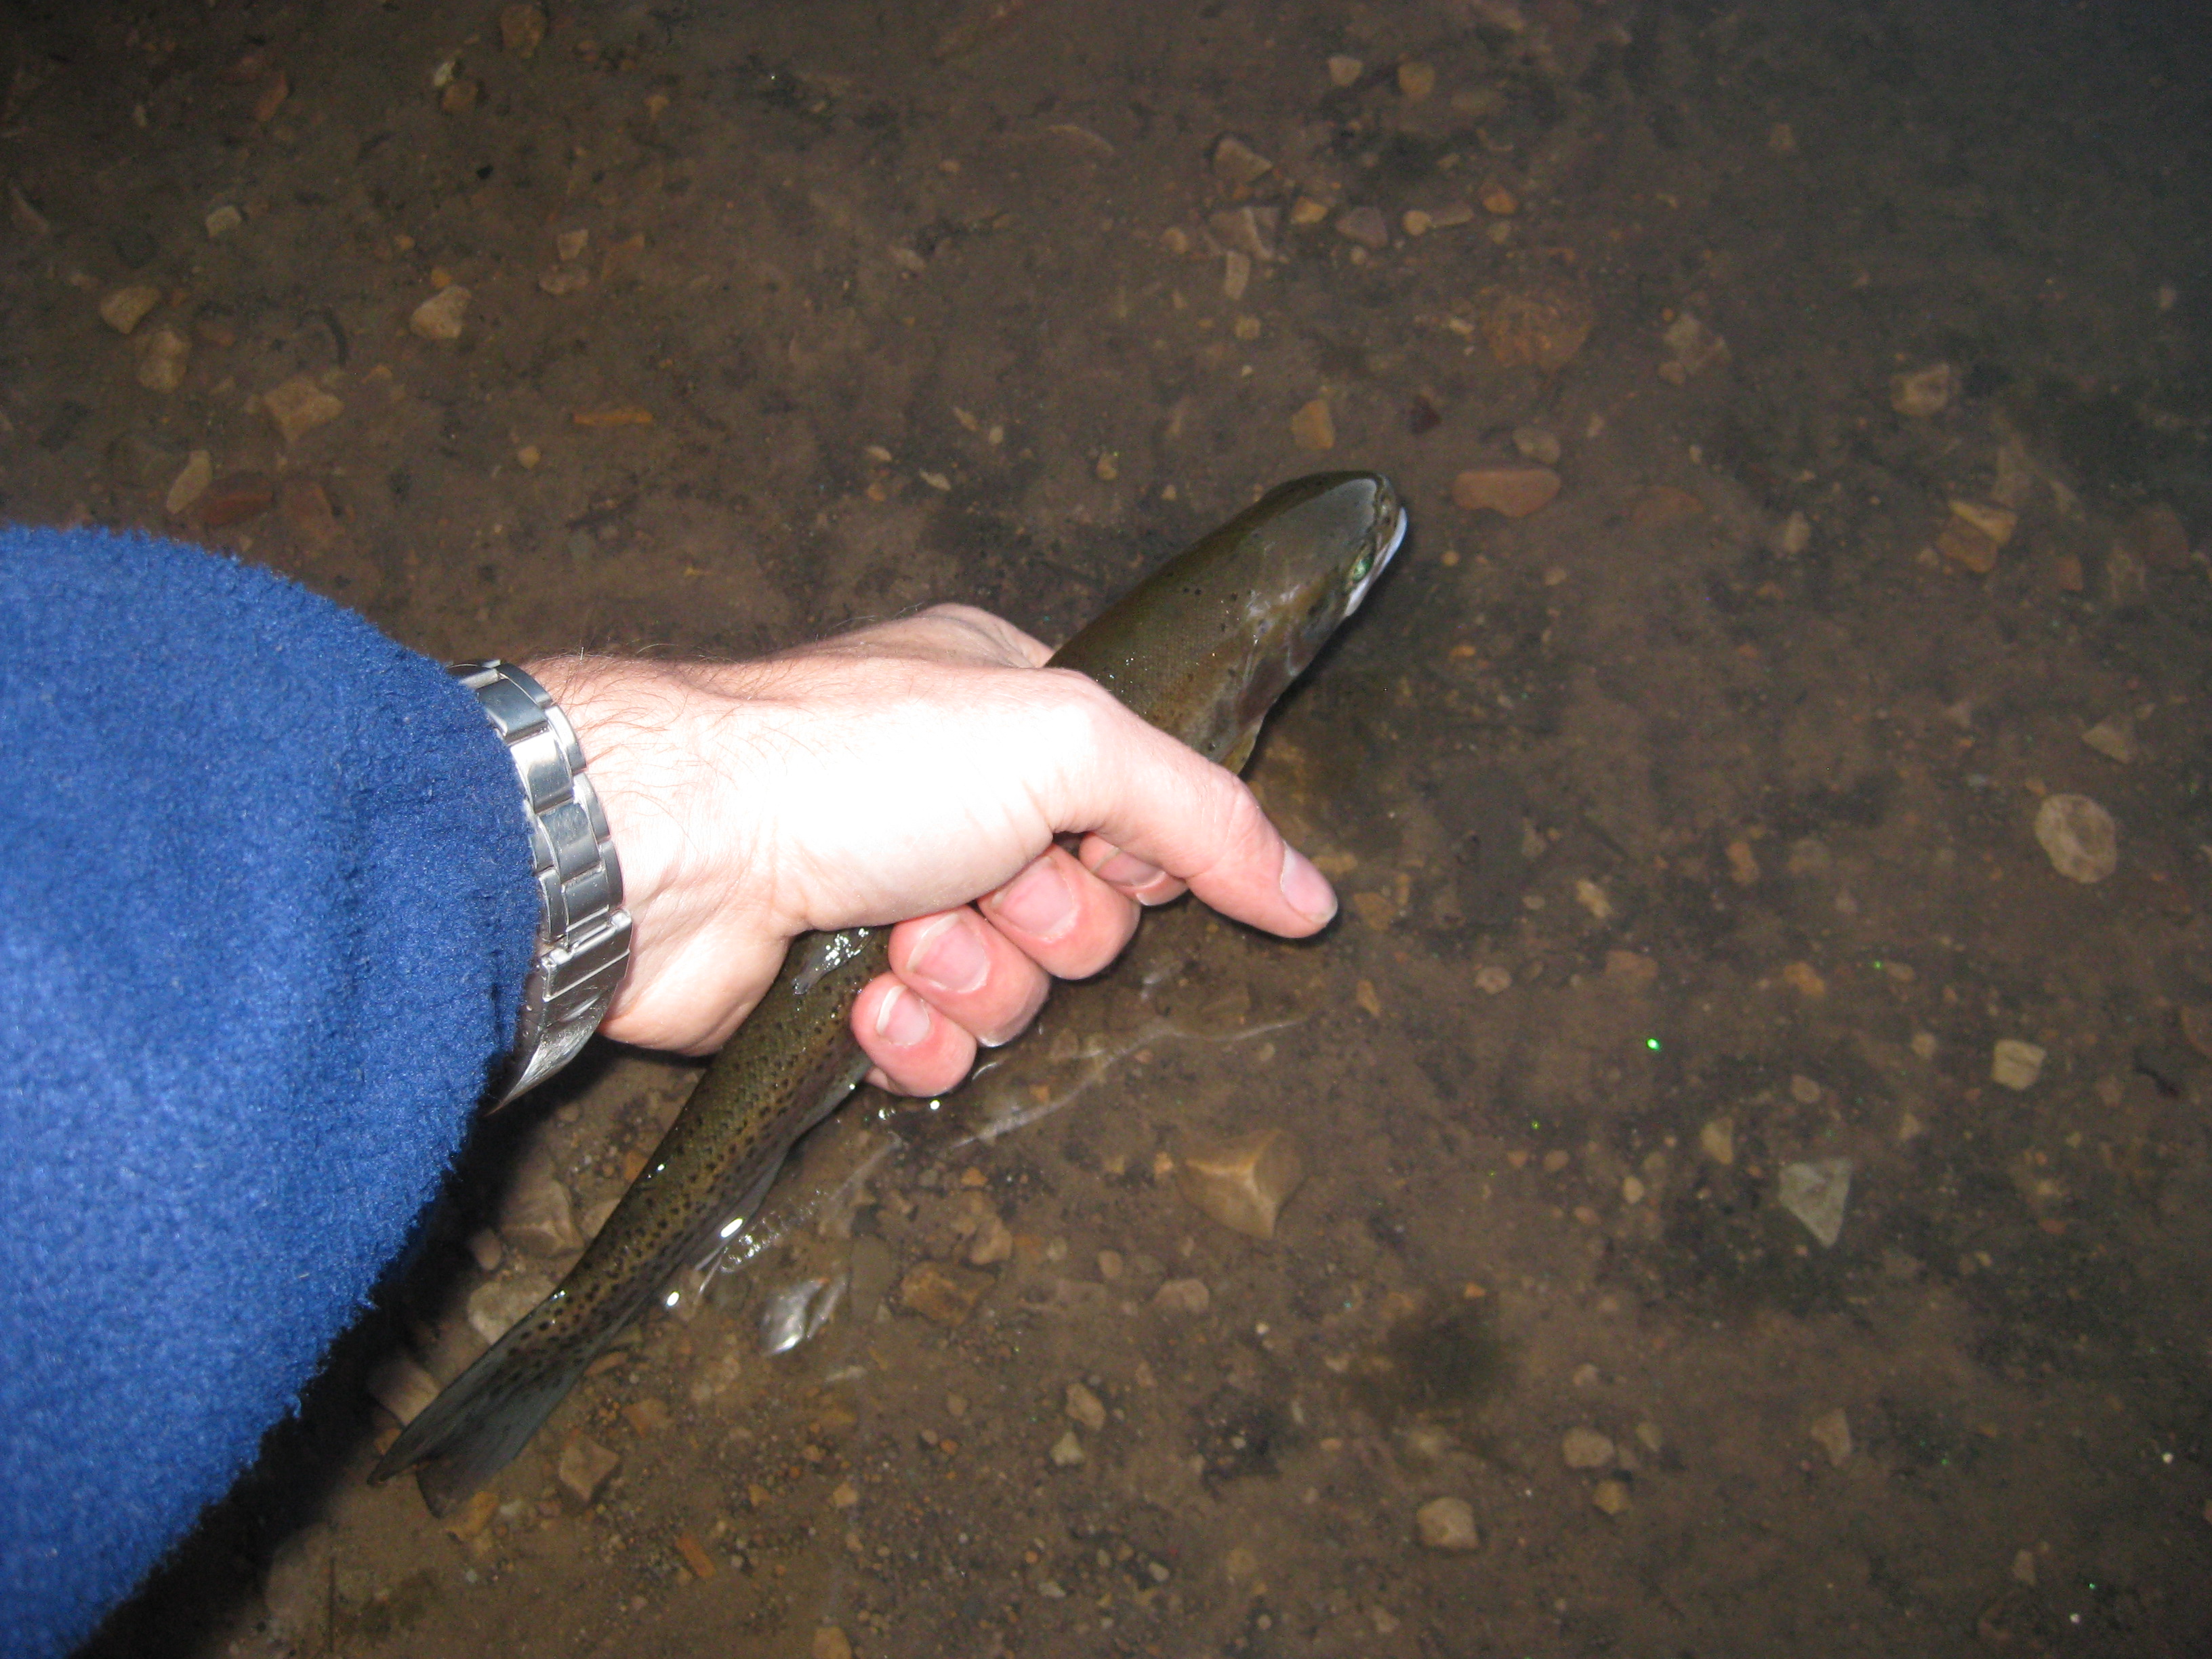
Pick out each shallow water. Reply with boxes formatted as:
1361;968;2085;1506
7;0;2209;1653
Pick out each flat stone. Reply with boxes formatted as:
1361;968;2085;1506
1208;205;1277;262
1629;485;1705;531
539;267;590;295
1416;1497;1478;1550
1658;312;1729;382
1451;466;1559;518
557;1432;621;1504
2034;793;2117;883
1210;135;1273;187
1938;518;2001;574
264;375;343;445
499;1144;582;1256
1777;1158;1853;1248
99;284;162;335
1288;398;1334;454
900;1260;989;1326
279;480;342;551
1048;1430;1086;1467
1591;1478;1631;1515
204;203;243;239
410;284;471;342
1335;205;1389;249
466;1271;554;1345
1178;1129;1305;1240
364;1350;441;1426
1397;60;1436;102
1699;1116;1735;1165
1153;1277;1211;1315
1327;54;1364;86
813;1628;854;1659
164;451;213;517
500;3;548;54
1561;1427;1616;1469
1948;499;2017;547
1891;362;1957;417
195;472;275;529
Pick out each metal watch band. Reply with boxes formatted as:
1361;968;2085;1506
452;659;632;1104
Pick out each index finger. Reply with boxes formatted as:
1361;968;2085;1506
1033;678;1339;938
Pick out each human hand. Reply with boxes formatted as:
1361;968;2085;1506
525;606;1337;1094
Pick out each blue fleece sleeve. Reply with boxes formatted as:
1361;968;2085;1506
0;526;540;1654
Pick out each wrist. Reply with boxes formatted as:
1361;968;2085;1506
520;655;783;1048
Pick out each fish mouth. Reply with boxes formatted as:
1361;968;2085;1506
1346;491;1408;617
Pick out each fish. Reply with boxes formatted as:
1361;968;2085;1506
372;470;1406;1513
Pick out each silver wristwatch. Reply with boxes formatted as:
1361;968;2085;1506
452;659;632;1105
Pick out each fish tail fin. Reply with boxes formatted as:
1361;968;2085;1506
369;1298;622;1517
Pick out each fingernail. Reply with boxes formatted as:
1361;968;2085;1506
1279;845;1337;925
987;859;1078;941
1093;849;1167;890
909;914;991;995
874;984;933;1048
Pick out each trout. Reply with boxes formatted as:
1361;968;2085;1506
374;470;1406;1512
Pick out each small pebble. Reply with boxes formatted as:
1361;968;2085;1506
98;284;162;335
204;204;243;239
1699;1117;1735;1166
1808;1408;1853;1466
501;3;548;55
900;1261;989;1326
2080;717;2136;764
1511;426;1561;465
1177;1128;1305;1240
557;1433;621;1504
1474;965;1512;995
264;375;344;445
1415;1497;1478;1551
1591;1479;1631;1515
1326;54;1364;87
1990;1039;2046;1092
1397;60;1436;102
1065;1382;1107;1431
2034;794;2117;883
812;1627;853;1659
1048;1431;1086;1467
1778;1159;1853;1248
1772;510;1812;556
410;284;471;342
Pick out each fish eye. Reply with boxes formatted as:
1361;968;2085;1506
1348;550;1374;586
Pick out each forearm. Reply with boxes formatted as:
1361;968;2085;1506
0;525;538;1655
